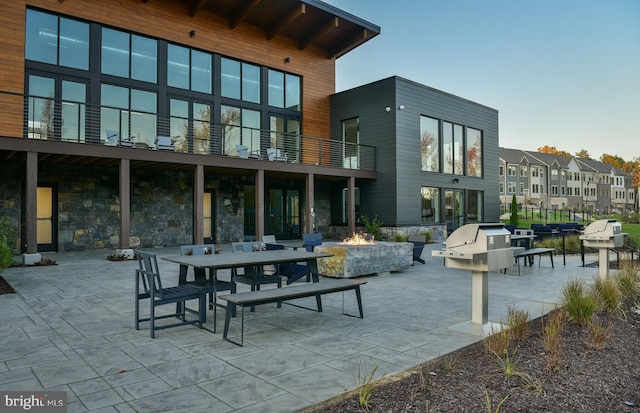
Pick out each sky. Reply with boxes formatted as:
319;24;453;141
323;0;640;161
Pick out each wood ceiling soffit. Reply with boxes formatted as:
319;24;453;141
230;0;264;29
189;0;211;18
299;16;338;51
267;4;305;40
328;28;369;59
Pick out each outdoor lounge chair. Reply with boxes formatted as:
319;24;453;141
236;144;260;159
155;136;175;151
231;241;282;311
408;234;427;265
266;148;287;162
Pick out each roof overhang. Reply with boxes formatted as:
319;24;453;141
157;0;380;59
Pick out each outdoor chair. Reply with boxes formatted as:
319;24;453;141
155;136;175;151
266;148;287;162
265;242;311;284
178;244;236;331
135;251;205;338
408;234;427;265
303;233;322;252
236;144;260;159
231;241;282;311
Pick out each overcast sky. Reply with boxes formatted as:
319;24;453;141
323;0;640;161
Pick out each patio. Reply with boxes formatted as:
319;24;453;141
0;243;596;412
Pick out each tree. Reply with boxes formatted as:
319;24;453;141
600;153;625;169
509;194;519;227
575;149;592;160
537;145;571;156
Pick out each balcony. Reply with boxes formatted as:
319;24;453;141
0;91;375;172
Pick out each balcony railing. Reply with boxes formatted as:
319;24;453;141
0;91;375;171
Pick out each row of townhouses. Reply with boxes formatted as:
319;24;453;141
499;147;636;214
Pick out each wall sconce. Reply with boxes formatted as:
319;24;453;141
284;57;290;63
385;107;391;112
452;178;459;184
399;105;405;110
190;30;196;38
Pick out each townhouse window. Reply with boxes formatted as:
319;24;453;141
508;166;517;176
575;187;581;196
499;165;504;176
568;187;573;196
102;28;157;83
26;9;89;70
561;170;566;180
532;168;539;177
508;182;516;193
519;182;524;194
552;185;558;195
532;184;539;194
520;166;527;177
561;186;566;195
221;58;260;103
551;169;558;180
420;116;439;172
421;187;440;222
499;182;504;193
167;44;212;93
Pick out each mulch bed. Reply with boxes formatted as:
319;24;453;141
301;309;640;413
0;276;15;295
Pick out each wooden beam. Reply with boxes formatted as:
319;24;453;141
230;0;263;29
267;3;305;40
255;169;265;242
194;164;204;244
189;0;210;17
329;28;370;59
306;173;315;233
300;17;338;51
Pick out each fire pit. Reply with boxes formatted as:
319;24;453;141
316;233;412;278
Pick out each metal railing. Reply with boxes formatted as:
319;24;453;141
1;91;375;171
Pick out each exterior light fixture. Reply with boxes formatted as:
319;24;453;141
385;107;391;112
284;57;290;63
190;30;196;38
453;178;459;184
399;105;405;110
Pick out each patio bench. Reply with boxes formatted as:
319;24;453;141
220;278;366;346
514;248;555;275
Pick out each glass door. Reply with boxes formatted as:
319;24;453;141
445;189;465;234
267;188;301;239
170;97;211;154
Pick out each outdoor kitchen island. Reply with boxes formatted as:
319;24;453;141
315;237;413;278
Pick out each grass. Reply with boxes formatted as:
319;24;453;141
542;309;565;374
562;278;599;326
351;361;379;411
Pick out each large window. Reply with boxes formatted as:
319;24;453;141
342;117;359;169
167;44;211;93
467;190;483;223
421;187;440;222
222;105;260;156
420;116;439;172
102;28;157;83
26;9;89;70
221;58;260;103
268;69;301;111
101;84;157;147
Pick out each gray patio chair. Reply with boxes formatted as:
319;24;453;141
408;234;427;265
135;251;205;338
178;244;236;331
231;241;282;311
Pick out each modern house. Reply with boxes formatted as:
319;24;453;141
499;147;636;215
0;0;499;255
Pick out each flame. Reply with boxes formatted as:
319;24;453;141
341;232;376;245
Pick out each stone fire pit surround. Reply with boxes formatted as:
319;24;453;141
315;241;413;278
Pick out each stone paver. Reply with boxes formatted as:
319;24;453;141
0;243;599;412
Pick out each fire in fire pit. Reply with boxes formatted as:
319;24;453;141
341;232;376;245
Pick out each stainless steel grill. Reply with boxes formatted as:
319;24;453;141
580;219;627;279
433;223;514;272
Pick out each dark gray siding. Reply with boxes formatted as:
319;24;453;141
331;76;500;226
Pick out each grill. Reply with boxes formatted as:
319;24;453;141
432;223;514;335
433;223;514;272
580;219;627;278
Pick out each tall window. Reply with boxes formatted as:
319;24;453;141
102;28;157;83
467;190;483;223
466;127;482;177
342;118;359;169
420;116;439;172
26;9;89;70
167;44;211;93
421;187;440;222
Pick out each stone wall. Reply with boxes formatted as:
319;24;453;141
0;160;22;252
